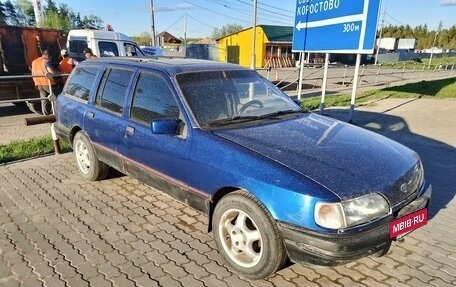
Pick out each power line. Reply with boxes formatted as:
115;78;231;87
163;14;185;32
384;12;404;26
186;13;218;30
257;0;294;14
233;0;294;15
210;0;254;18
182;0;251;24
205;0;292;26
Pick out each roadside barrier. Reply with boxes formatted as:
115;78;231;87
0;73;63;155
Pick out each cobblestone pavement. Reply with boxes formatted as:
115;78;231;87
1;99;455;287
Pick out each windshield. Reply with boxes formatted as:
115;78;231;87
176;70;302;127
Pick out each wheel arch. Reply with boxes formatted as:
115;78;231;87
69;126;83;147
208;186;244;232
208;187;273;233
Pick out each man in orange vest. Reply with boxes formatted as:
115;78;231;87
59;49;77;83
31;49;57;115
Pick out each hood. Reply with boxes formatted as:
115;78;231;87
213;113;420;205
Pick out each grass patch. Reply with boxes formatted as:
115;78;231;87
301;77;456;110
378;56;456;70
0;135;71;164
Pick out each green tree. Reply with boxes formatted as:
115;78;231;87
132;32;152;46
212;23;243;39
42;9;70;30
0;2;7;25
44;0;58;13
379;24;455;50
72;13;84;29
15;0;35;26
80;15;103;30
3;0;19;25
39;1;103;32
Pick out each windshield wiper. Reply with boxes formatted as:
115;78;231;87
206;116;261;127
257;109;306;119
205;110;306;127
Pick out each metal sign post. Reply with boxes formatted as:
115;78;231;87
349;54;362;123
297;52;305;100
292;0;381;121
320;53;330;114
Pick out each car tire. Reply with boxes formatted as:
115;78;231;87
73;131;109;181
212;190;287;279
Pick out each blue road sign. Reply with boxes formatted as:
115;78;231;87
292;0;381;54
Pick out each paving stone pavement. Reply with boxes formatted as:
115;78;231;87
0;98;455;287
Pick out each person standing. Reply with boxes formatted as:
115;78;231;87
31;49;58;115
83;48;98;59
59;49;77;83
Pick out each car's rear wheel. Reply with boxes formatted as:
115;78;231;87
73;131;109;181
212;191;287;279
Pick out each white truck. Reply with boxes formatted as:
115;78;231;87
67;29;146;61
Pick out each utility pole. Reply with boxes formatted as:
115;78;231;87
428;21;442;69
31;0;43;27
150;0;156;46
184;13;187;54
250;0;258;70
375;1;386;65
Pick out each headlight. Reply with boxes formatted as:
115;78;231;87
315;193;390;229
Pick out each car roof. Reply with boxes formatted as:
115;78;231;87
80;57;248;76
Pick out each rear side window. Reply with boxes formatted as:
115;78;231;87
69;38;88;58
95;68;133;114
130;73;179;124
64;66;98;101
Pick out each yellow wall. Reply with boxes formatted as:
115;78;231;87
218;27;267;69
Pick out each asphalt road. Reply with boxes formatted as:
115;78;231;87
0;103;51;145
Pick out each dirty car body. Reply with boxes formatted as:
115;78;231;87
54;57;432;279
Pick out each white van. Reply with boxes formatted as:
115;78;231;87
67;29;145;61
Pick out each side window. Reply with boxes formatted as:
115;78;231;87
124;43;145;56
95;69;133;114
68;38;88;58
64;66;98;101
98;41;119;57
130;73;179;124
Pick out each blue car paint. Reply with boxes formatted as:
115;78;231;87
55;58;429;243
212;112;420;204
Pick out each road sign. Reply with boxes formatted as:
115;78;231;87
292;0;381;54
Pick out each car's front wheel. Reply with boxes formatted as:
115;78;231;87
73;131;109;181
212;191;287;279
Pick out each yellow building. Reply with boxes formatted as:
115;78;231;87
216;25;296;69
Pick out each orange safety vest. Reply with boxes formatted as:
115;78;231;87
59;58;73;74
59;58;74;82
32;56;56;86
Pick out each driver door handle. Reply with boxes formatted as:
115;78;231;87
125;126;135;134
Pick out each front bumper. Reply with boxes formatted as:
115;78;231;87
278;183;432;266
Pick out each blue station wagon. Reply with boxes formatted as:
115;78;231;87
55;57;432;279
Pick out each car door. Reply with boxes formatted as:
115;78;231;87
83;66;135;171
121;71;198;204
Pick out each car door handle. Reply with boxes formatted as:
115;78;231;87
125;126;135;134
87;111;95;118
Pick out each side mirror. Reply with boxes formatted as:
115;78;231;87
151;119;180;135
293;99;302;106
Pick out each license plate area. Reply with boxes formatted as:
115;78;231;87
389;208;428;239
